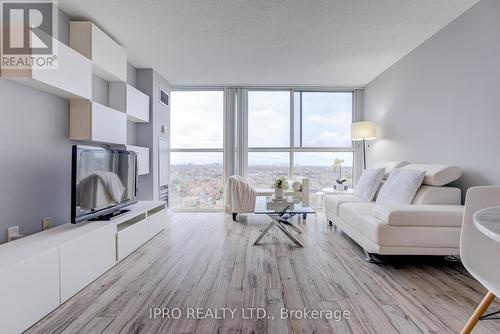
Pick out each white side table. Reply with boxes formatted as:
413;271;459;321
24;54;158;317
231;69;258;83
321;188;354;195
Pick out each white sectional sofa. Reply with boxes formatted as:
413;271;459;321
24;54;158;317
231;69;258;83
325;162;464;259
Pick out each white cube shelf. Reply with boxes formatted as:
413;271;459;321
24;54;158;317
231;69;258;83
126;145;150;175
0;36;92;100
110;83;150;123
70;21;127;82
69;100;127;145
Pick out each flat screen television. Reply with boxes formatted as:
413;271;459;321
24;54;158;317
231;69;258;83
71;145;138;223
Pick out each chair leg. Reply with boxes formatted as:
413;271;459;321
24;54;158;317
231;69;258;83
232;213;237;221
461;291;496;334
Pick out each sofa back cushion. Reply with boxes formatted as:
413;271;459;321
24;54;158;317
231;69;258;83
401;164;461;186
354;168;385;201
376;169;425;206
371;161;410;179
412;186;462;205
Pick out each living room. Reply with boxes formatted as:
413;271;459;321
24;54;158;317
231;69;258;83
1;0;499;333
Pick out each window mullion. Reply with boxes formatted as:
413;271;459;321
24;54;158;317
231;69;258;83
289;89;294;178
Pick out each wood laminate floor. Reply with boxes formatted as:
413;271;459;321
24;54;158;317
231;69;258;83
27;212;500;334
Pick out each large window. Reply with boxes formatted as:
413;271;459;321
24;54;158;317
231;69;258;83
170;91;224;210
170;152;223;210
248;91;290;148
169;88;356;211
247;90;354;204
247;91;292;189
293;152;353;208
295;92;352;147
247;152;289;189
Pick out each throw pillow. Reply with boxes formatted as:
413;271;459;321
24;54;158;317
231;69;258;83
376;168;426;206
353;168;385;201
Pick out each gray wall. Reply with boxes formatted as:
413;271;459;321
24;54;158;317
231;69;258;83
0;80;72;243
0;9;72;243
136;69;170;201
363;0;500;194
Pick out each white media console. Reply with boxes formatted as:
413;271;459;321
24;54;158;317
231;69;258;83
0;201;167;334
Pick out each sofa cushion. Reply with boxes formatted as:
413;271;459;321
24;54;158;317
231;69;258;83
338;203;460;248
371;205;464;227
371;161;410;178
401;164;461;186
376;169;425;206
338;202;378;235
325;194;367;217
354;168;385;201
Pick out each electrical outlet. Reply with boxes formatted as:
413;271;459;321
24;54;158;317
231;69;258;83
7;226;20;242
42;217;52;231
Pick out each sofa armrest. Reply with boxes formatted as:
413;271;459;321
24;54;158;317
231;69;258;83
372;204;464;227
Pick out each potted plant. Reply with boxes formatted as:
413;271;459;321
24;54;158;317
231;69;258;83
334;178;348;191
274;176;289;199
332;158;346;190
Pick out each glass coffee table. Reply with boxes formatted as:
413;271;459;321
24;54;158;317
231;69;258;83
253;196;315;247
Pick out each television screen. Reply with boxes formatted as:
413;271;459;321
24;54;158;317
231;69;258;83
71;145;137;223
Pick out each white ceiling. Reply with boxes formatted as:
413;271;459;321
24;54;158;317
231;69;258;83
58;0;479;86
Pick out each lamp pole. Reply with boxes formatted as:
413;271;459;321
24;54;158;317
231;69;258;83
362;138;367;170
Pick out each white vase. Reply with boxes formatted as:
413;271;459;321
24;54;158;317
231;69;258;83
334;184;348;191
275;187;284;199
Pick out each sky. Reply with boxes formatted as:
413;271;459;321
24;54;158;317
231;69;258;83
170;90;353;167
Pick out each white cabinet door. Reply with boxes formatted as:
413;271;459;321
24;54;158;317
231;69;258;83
116;215;149;261
91;102;127;144
59;225;116;302
0;248;60;334
109;83;150;123
2;35;92;100
70;21;127;82
91;24;127;82
127;85;150;122
32;41;92;100
148;208;168;238
70;101;127;145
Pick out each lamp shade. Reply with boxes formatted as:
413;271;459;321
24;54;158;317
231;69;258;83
351;121;376;141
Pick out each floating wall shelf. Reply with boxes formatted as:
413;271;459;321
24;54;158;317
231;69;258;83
109;83;150;123
69;100;127;145
70;21;127;82
0;36;92;100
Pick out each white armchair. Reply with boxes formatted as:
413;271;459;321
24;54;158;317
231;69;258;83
224;175;257;221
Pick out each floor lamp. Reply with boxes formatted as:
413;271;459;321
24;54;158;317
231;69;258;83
351;121;377;170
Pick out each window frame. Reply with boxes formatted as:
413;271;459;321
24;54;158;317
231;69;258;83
245;88;356;182
169;88;226;211
169;86;361;211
